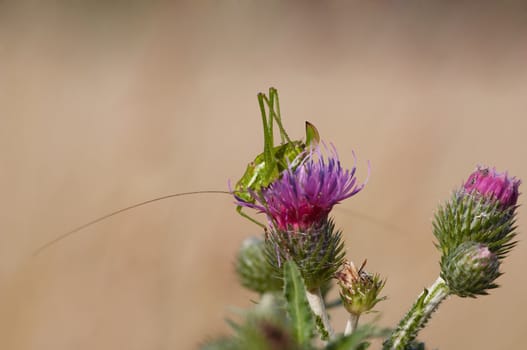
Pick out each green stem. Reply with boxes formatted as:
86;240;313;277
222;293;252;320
306;288;334;341
384;277;450;350
344;313;360;336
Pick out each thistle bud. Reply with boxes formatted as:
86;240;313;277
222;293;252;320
433;166;520;258
335;260;386;316
441;241;500;297
265;219;345;291
236;237;282;293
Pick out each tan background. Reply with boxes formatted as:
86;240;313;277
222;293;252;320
1;1;527;349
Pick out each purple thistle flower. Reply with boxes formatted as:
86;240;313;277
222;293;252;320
236;144;368;231
463;166;521;210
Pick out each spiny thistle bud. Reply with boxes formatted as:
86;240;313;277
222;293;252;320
335;260;386;316
441;241;501;297
433;166;520;259
265;219;345;290
236;237;282;294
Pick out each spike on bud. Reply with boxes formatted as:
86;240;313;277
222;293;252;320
463;166;520;210
335;259;386;316
441;241;501;297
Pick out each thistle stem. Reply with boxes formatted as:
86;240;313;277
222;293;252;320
344;313;360;336
384;277;450;350
306;288;334;340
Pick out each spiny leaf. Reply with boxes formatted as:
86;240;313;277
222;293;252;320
283;260;316;346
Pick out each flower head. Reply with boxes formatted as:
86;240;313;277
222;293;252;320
236;144;368;232
434;166;520;261
463;166;520;210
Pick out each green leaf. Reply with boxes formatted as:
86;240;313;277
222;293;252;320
283;260;316;346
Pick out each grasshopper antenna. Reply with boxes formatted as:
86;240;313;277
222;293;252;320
33;190;230;256
335;206;402;235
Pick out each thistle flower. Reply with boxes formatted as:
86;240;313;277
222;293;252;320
336;260;386;316
236;144;367;290
463;166;520;210
441;241;501;297
433;166;520;258
236;144;368;231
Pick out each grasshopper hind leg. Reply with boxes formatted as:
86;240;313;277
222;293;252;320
236;205;267;230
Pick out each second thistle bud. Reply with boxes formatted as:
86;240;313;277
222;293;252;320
335;260;386;316
441;241;501;297
236;237;283;294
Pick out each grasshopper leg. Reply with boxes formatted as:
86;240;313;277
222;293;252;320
236;205;267;229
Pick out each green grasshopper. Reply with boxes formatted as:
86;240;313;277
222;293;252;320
33;87;319;254
233;87;320;227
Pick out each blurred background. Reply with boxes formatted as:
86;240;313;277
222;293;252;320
1;1;527;349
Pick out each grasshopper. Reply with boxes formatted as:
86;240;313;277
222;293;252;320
233;87;320;227
34;88;319;254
